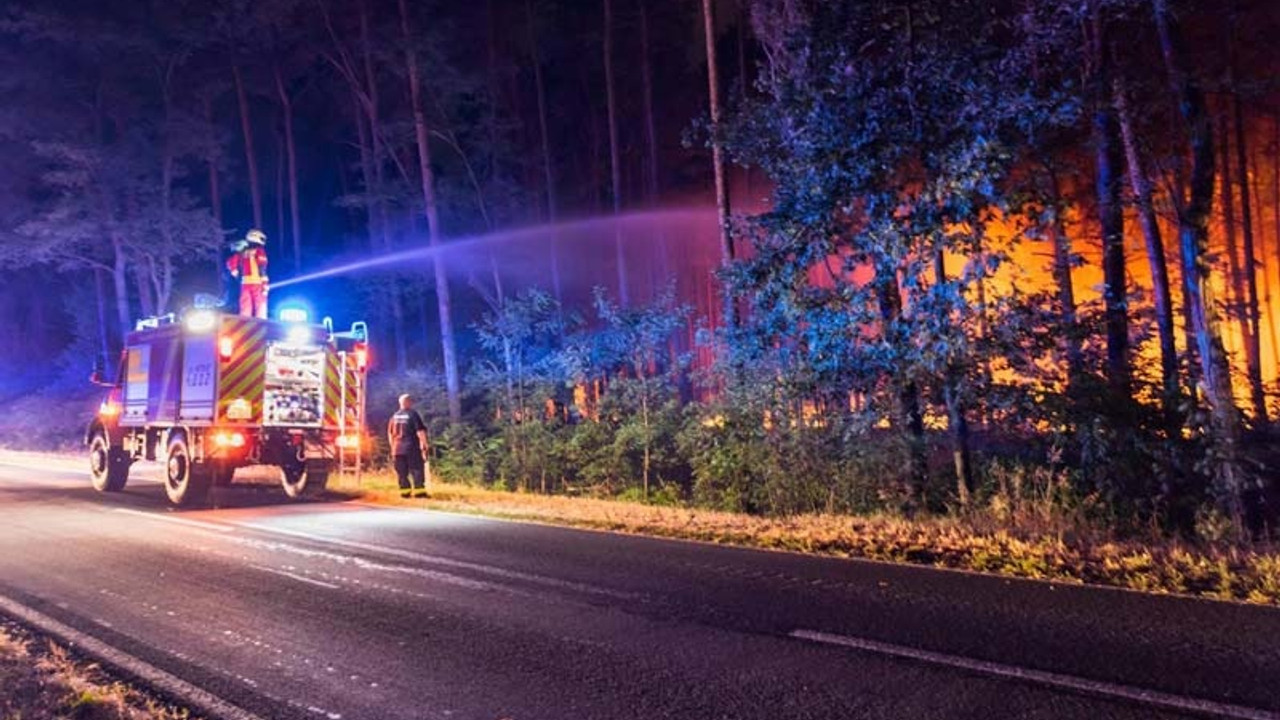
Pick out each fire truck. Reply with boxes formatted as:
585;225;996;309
86;306;369;506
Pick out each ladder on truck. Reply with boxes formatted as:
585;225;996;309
336;349;367;483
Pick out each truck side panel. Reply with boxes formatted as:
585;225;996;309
149;337;182;424
180;336;217;424
122;345;150;427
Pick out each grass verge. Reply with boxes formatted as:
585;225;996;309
331;471;1280;606
0;619;196;720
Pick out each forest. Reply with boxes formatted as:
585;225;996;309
1;0;1279;539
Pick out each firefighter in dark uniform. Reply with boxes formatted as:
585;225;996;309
387;394;429;498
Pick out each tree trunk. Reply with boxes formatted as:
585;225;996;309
359;2;409;373
1233;88;1266;423
702;0;734;328
876;279;926;506
112;237;130;336
275;129;286;256
133;264;155;319
274;64;303;274
525;0;562;304
400;0;462;421
1152;0;1244;527
94;269;111;365
1114;81;1179;421
159;87;175;315
1219;107;1262;420
639;0;659;206
1272;116;1280;367
602;0;628;305
1090;5;1129;396
203;96;223;231
935;250;972;503
737;1;752;201
1047;168;1083;381
232;64;263;229
1274;116;1280;327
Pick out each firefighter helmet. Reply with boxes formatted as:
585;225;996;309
245;228;267;246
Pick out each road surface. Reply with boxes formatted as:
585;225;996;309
0;457;1276;720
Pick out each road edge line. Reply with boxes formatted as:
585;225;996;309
790;629;1278;720
0;593;265;720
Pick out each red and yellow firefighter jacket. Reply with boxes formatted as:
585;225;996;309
227;247;268;285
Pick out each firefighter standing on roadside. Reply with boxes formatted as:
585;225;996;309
387;394;430;498
226;229;269;318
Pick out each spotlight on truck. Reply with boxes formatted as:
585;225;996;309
185;309;216;333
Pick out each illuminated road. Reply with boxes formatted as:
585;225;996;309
0;458;1277;720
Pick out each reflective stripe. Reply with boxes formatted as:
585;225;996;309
241;251;265;284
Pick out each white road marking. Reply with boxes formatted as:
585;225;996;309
0;592;266;720
113;508;236;533
227;521;640;601
790;629;1279;720
250;565;340;590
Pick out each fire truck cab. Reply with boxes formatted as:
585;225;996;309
86;307;369;506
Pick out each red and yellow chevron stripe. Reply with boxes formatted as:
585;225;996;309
216;315;269;425
323;351;363;432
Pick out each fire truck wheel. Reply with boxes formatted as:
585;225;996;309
280;465;328;499
89;432;129;492
165;435;211;506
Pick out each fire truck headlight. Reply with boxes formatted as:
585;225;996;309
213;431;246;449
185;310;216;333
336;434;360;450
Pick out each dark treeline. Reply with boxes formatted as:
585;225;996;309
2;0;1280;537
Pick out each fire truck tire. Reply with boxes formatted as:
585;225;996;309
280;465;328;499
89;432;129;492
164;435;211;507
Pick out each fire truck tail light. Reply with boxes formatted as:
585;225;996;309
213;431;246;449
354;344;368;370
218;337;234;360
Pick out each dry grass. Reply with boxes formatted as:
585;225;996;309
0;621;195;720
332;470;1280;606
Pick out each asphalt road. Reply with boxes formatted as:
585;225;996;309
0;458;1277;720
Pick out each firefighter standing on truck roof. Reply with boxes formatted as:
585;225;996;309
387;394;429;499
226;229;269;319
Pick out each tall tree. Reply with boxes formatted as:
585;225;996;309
1228;7;1265;423
602;0;628;304
398;0;462;421
702;0;734;328
1089;3;1129;396
232;63;263;229
525;0;562;303
1151;0;1244;526
1114;80;1179;421
273;62;302;273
